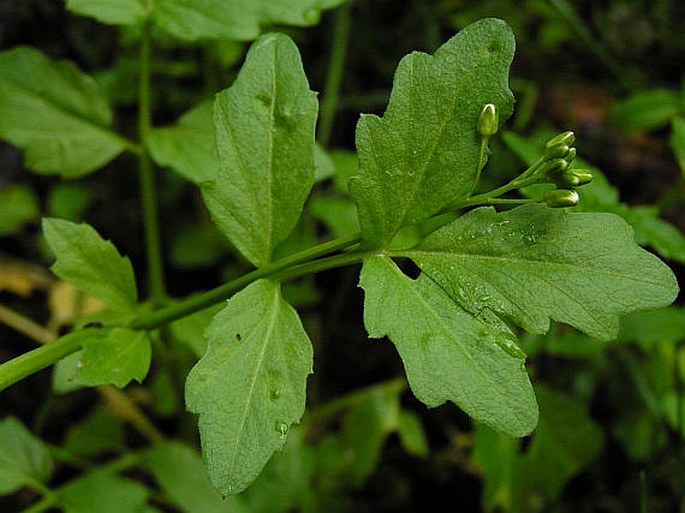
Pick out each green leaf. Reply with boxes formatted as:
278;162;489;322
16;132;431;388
144;443;249;513
185;279;313;494
408;204;678;340
0;47;127;177
671;116;685;175
74;327;151;388
66;0;150;25
359;256;538;436
617;205;685;265
342;388;400;485
350;18;515;247
0;184;39;236
151;0;346;42
618;307;685;345
63;409;125;457
396;410;429;457
169;303;223;358
148;101;219;184
610;89;681;132
43;218;138;312
58;470;149;513
202;33;318;268
0;417;53;495
309;195;360;238
47;184;92;222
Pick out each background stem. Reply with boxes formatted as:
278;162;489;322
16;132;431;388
138;22;166;305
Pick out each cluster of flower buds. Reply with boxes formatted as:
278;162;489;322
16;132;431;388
537;131;593;208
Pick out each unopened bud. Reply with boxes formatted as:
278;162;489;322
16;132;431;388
544;143;571;161
545;131;575;148
543;188;579;208
477;103;499;137
572;170;593;185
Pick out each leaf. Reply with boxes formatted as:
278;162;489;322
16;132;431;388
144;443;249;513
359;256;538;436
0;184;39;236
63;409;125;456
408;204;678;340
0;47;127;177
350;18;515;247
151;0;346;42
185;279;313;494
618;307;685;345
57;470;149;513
202;33;318;268
616;205;685;265
671;116;685;175
66;0;150;25
74;327;151;388
0;417;54;495
148;101;219;184
43;218;138;312
610;89;681;132
396;410;429;457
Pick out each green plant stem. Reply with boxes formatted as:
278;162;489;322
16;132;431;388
317;1;352;147
0;335;83;392
138;22;166;305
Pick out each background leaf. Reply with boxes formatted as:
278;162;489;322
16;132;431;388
202;33;318;267
409;205;679;340
0;185;39;236
359;256;538;436
350;18;515;247
185;279;313;494
0;47;127;177
66;0;150;25
43;218;138;312
144;443;249;513
0;417;53;495
57;470;149;513
148;101;218;184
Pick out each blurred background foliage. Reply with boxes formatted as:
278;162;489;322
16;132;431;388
0;0;684;512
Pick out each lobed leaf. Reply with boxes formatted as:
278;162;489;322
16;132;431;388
359;256;538;436
0;417;54;495
185;280;313;495
350;18;515;247
407;204;679;340
0;47;126;177
43;218;138;312
203;33;318;267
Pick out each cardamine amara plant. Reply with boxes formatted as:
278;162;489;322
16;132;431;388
0;4;678;509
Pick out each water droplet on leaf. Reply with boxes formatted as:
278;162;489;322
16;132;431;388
269;388;281;401
275;421;289;440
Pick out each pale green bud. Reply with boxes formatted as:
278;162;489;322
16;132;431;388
477;103;499;137
543;188;579;207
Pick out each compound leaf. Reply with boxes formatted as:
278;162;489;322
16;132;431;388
408;205;678;340
359;256;538;437
202;33;317;267
0;47;126;177
74;328;152;388
350;18;515;247
43;218;138;312
66;0;150;25
0;417;54;495
148;101;219;184
185;280;313;495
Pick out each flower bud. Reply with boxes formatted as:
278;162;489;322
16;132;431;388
545;130;575;148
543;188;579;208
544;143;570;161
477;103;499;137
571;169;593;185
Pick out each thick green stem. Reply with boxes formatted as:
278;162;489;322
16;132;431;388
138;22;166;305
317;2;352;146
0;335;83;392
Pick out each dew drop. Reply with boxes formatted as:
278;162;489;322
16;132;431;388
269;388;281;401
275;421;289;440
495;335;527;359
76;360;83;369
520;362;527;372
